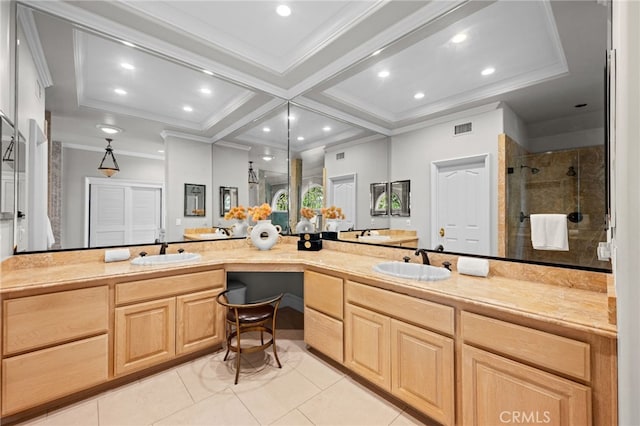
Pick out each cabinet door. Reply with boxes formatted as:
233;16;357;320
115;298;176;376
391;320;454;426
462;344;591;426
176;289;224;355
345;303;390;391
304;307;343;363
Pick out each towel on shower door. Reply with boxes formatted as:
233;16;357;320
530;214;569;251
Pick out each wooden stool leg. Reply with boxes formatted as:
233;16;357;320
223;322;231;361
234;323;241;385
272;316;282;368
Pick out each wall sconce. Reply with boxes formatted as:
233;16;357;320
98;138;120;177
248;161;258;184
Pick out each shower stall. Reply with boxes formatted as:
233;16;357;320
506;146;608;268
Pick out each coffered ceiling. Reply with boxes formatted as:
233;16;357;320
21;0;608;163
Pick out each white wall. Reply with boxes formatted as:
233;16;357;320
612;2;640;424
0;0;14;119
528;127;604;153
211;143;249;227
16;24;44;138
324;136;390;229
165;136;212;241
61;147;164;248
502;103;528;147
389;108;503;253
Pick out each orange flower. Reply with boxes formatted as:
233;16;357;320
300;207;316;219
321;205;345;219
248;203;272;221
224;205;247;221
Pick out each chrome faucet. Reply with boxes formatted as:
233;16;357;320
415;248;430;265
155;239;169;255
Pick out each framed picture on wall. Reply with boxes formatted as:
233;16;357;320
184;183;205;216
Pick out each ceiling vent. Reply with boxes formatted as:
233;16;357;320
454;122;473;135
336;152;345;160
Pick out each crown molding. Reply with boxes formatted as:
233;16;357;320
324;133;388;153
159;130;211;144
62;142;164;160
211;97;284;142
214;140;252;151
17;6;53;88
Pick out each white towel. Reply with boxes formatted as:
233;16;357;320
530;214;569;251
105;248;131;263
457;257;490;277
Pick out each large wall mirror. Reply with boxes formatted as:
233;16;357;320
9;1;610;271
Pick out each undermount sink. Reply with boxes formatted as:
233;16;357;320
198;233;229;239
359;235;392;242
131;252;201;266
373;261;451;282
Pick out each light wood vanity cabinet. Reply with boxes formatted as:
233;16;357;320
303;270;344;363
1;287;109;416
344;280;455;426
461;311;592;425
114;269;225;377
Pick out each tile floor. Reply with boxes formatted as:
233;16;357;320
15;308;436;426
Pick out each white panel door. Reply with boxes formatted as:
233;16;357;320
90;185;127;247
328;174;356;230
131;187;162;244
432;155;490;255
89;182;162;247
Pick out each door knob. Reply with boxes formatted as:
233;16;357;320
439;227;445;237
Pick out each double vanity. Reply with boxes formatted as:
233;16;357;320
0;238;616;425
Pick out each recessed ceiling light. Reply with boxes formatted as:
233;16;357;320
263;127;271;133
451;33;467;44
200;88;212;95
114;88;127;95
121;40;136;48
288;115;295;121
120;62;135;70
323;126;331;132
183;105;193;112
481;67;495;76
202;69;214;76
371;49;382;56
414;92;425;100
157;149;165;153
96;124;122;134
378;70;390;78
262;155;274;161
297;136;304;141
276;4;291;17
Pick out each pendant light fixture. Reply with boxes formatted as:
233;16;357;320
98;138;120;177
248;161;258;185
2;136;15;162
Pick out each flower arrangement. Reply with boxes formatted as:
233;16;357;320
224;205;247;221
321;205;345;219
300;207;316;219
248;203;272;221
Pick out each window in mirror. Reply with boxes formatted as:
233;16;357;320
370;182;388;216
184;184;205;217
301;184;323;210
390;180;410;217
219;186;238;217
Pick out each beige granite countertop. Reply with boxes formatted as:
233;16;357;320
0;239;616;338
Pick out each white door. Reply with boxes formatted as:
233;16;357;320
328;174;356;230
431;154;490;255
89;181;162;247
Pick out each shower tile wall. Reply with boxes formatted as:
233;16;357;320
506;144;607;269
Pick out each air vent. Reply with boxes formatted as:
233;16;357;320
336;152;345;160
454;122;472;135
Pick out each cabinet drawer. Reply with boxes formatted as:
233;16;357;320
1;334;108;416
304;270;343;320
3;286;109;355
461;311;591;382
304;307;343;363
345;280;454;336
116;269;224;305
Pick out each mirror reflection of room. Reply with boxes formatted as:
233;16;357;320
8;1;609;271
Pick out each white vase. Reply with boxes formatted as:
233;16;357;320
248;220;281;250
296;217;315;233
325;219;340;232
231;220;248;237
